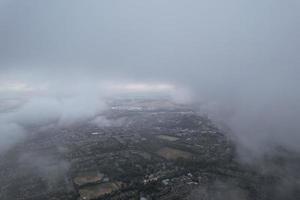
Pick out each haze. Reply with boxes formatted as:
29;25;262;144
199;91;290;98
0;0;300;157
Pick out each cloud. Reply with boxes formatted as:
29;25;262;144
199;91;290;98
0;0;299;157
18;152;70;190
0;80;109;152
0;122;24;152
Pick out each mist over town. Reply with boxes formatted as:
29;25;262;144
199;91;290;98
0;1;299;200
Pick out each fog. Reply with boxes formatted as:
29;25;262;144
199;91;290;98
0;0;300;159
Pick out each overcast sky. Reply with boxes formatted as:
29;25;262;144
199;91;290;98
0;0;300;155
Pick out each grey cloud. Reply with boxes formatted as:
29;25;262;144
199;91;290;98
0;0;299;156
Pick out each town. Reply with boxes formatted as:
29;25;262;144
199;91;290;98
0;99;291;200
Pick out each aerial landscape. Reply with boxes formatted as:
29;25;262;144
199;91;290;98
0;1;299;200
0;98;299;200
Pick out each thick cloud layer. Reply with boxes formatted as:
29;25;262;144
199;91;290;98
0;1;299;156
